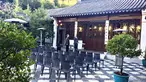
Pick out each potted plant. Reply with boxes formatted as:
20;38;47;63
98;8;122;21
142;49;146;67
106;34;141;82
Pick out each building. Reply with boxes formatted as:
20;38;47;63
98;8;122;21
50;0;146;52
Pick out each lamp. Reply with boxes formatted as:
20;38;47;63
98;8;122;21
37;28;46;46
99;27;102;31
129;24;135;32
94;26;97;29
136;25;141;32
109;26;112;31
79;27;83;32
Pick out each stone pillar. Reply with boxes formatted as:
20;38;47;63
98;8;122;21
104;20;110;44
53;18;57;48
141;9;146;52
74;21;78;37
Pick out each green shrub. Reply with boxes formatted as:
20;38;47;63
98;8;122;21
106;34;141;74
0;21;36;82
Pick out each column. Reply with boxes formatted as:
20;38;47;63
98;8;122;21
140;9;146;52
74;20;78;37
53;18;57;48
104;20;110;44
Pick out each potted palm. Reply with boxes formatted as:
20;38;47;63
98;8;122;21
106;34;141;82
142;49;146;67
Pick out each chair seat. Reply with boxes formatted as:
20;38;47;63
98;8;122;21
51;67;60;70
86;62;93;65
93;59;104;62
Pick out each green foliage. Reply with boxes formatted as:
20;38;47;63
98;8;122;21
106;34;141;58
0;21;36;82
43;1;55;9
29;8;54;39
0;2;14;19
54;0;59;7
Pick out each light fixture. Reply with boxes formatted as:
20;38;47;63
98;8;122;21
79;27;83;32
136;25;141;32
94;26;97;29
60;23;63;26
123;24;127;30
130;24;135;32
58;20;61;23
109;26;112;31
99;27;102;31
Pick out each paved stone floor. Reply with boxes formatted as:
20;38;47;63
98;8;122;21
30;59;146;82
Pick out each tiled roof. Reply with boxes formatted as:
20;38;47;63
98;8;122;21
50;0;146;17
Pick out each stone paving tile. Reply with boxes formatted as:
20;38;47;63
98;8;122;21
30;59;146;82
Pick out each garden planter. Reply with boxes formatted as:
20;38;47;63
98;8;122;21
114;72;129;82
142;59;146;67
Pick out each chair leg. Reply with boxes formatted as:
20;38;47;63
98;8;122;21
74;70;76;81
99;61;101;69
57;70;59;76
87;64;89;75
67;72;70;82
34;63;37;72
41;65;44;76
91;63;93;68
103;61;104;67
58;70;61;82
49;68;52;79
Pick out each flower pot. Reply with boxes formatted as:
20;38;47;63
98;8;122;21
142;59;146;67
114;72;129;82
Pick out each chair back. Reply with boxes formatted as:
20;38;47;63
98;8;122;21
38;46;44;53
52;59;60;69
44;52;52;66
75;55;84;66
37;53;44;65
94;53;100;60
61;60;71;70
86;52;93;62
53;52;59;60
30;53;36;61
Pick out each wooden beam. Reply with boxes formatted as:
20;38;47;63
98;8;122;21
59;18;77;22
78;16;108;21
109;14;141;20
58;13;141;22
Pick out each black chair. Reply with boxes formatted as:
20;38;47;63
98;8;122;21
93;53;104;70
79;51;86;62
74;53;87;76
58;60;76;82
74;50;79;56
50;52;60;79
85;52;93;75
41;51;52;75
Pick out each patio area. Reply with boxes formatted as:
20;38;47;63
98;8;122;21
30;55;146;82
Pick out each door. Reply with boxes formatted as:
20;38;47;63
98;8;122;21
83;22;105;51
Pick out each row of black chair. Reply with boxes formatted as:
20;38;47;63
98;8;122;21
30;47;105;81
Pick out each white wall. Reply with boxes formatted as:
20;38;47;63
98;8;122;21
140;9;146;52
52;18;57;48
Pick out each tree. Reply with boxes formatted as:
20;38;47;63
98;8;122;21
54;0;59;7
29;8;54;45
43;0;55;9
0;2;14;19
106;34;141;75
0;21;36;82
